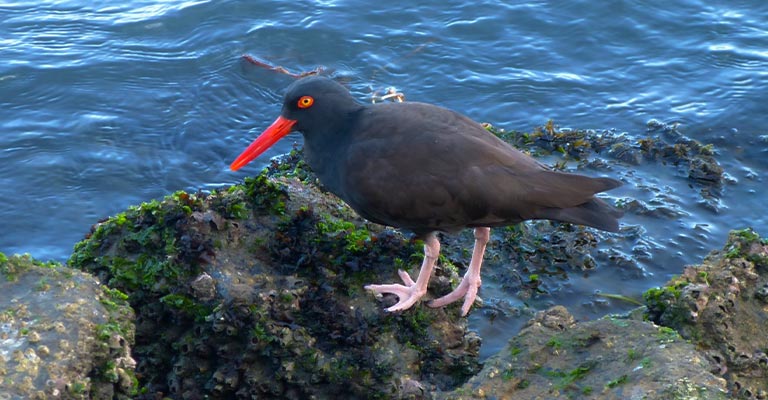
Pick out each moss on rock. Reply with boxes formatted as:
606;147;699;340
644;228;768;398
67;166;481;399
441;306;727;400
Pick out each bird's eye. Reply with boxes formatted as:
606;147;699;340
297;95;314;109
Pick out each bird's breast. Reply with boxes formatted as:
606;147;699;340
302;137;351;200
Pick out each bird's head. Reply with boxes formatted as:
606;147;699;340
230;76;360;171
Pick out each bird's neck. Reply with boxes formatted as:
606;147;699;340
302;107;363;194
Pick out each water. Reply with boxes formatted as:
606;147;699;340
2;0;767;358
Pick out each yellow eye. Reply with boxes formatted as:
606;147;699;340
297;95;314;109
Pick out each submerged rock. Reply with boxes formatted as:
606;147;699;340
0;253;136;399
487;119;727;212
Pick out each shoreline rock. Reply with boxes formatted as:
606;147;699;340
3;122;761;399
65;174;482;399
645;228;768;399
5;176;764;399
0;253;135;399
441;306;727;399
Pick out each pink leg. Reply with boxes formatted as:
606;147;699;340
429;227;490;316
365;233;440;312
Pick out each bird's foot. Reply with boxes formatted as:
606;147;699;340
428;270;482;316
365;269;428;312
428;226;489;316
366;233;441;313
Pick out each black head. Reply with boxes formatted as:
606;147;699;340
280;76;363;134
230;76;363;171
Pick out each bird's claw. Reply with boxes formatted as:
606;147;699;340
365;269;426;312
428;272;482;316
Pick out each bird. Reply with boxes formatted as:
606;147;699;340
230;76;623;316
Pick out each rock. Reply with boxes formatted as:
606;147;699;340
3;124;748;399
645;228;768;398
0;253;136;399
67;171;481;399
440;306;727;399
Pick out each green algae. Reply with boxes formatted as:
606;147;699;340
69;190;212;293
242;171;288;215
1;252;58;282
723;228;768;269
265;147;316;183
643;228;768;396
605;373;629;388
315;213;372;253
643;278;691;325
100;287;130;311
543;361;596;392
64;166;480;398
159;293;213;322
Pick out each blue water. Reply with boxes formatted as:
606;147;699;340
2;0;767;357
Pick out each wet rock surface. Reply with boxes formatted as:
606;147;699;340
444;228;768;400
67;168;482;399
645;228;768;399
489;119;727;212
441;306;727;400
4;121;763;400
0;253;135;399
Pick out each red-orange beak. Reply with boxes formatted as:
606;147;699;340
230;115;297;171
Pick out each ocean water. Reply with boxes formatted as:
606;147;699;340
2;0;766;357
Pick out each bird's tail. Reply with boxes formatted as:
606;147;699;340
535;196;623;232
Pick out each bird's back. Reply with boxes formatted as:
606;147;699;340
330;101;622;234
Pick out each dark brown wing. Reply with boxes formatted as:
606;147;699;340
338;102;621;233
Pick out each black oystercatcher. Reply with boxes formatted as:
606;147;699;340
231;76;623;316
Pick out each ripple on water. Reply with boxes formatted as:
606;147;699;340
1;0;768;362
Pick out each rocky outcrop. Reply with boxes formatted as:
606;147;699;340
0;253;135;399
441;306;727;399
4;122;762;400
443;228;767;400
66;169;481;399
645;228;768;399
3;180;766;399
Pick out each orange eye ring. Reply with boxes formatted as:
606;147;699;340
297;95;314;109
